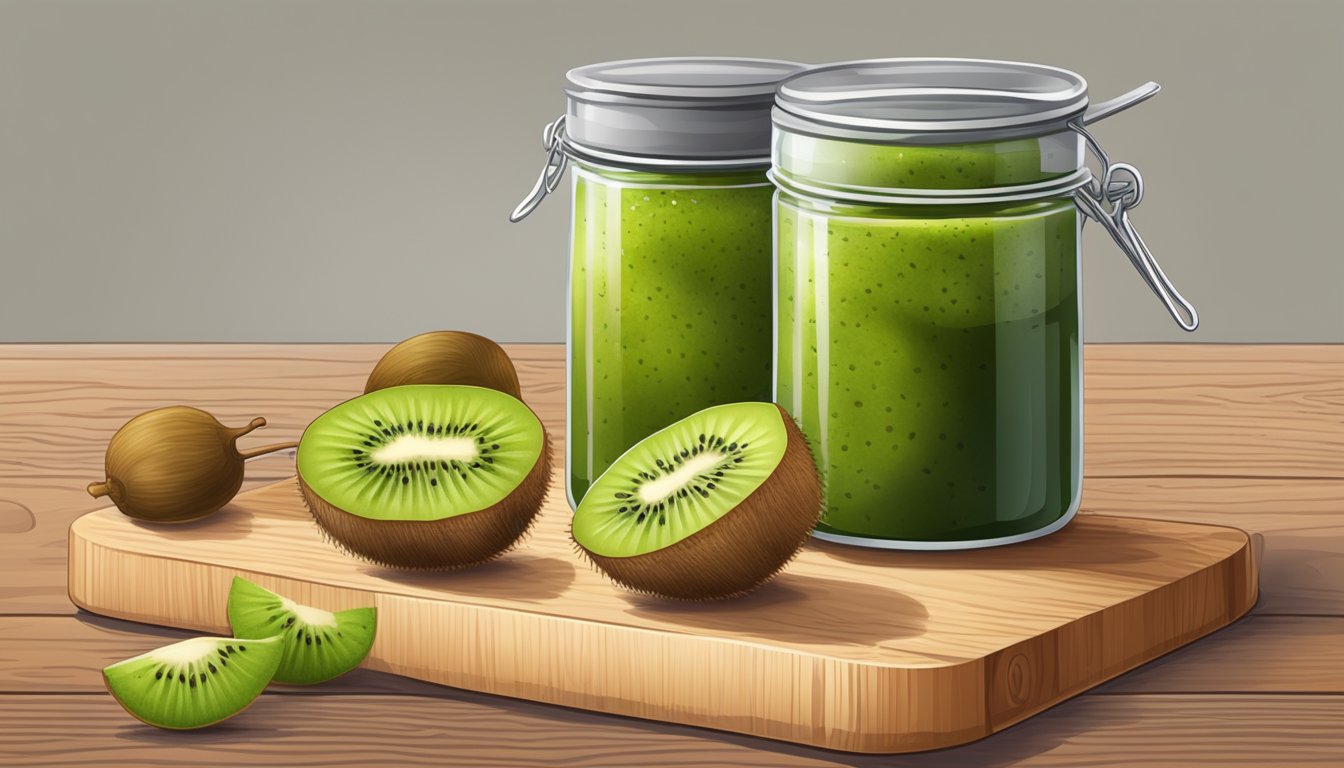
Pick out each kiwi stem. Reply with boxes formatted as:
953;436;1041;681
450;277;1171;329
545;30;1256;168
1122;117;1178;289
87;481;111;498
237;441;299;460
226;416;268;439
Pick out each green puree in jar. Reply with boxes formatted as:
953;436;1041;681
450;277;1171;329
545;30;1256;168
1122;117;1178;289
776;191;1081;542
569;166;775;504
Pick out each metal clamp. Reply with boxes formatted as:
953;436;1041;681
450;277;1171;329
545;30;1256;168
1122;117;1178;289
509;115;570;223
1070;119;1199;331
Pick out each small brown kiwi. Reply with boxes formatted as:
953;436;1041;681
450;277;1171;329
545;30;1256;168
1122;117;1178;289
365;330;522;399
87;406;296;523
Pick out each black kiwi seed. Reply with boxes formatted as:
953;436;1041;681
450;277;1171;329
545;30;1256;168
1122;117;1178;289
374;420;382;427
401;476;409;485
614;492;630;499
155;671;163;680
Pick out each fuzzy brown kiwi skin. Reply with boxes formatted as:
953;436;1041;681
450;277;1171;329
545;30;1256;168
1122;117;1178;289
575;405;822;600
300;431;552;570
365;331;522;399
88;407;296;524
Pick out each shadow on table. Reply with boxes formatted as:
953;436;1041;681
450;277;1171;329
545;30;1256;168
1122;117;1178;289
807;520;1171;578
361;554;577;601
623;571;929;646
125;501;255;542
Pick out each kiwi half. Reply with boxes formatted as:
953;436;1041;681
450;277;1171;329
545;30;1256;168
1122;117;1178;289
571;402;821;600
227;577;376;684
297;384;551;569
102;635;282;729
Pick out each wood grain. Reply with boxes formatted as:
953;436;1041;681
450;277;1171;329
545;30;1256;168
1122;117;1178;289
1;694;1340;767
66;478;1257;753
1083;477;1344;614
0;344;1339;482
1081;345;1344;479
1;342;1340;763
6;614;1339;696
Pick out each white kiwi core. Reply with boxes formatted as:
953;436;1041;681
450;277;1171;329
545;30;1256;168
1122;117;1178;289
371;436;479;465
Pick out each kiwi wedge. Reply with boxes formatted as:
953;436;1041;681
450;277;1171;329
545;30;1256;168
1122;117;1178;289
297;384;551;569
571;402;821;600
227;577;376;684
102;635;282;729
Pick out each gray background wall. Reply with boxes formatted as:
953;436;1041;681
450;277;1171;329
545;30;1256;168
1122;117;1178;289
2;0;1340;343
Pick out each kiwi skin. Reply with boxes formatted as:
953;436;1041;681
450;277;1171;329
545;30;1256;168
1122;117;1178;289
299;430;552;570
365;330;522;399
576;405;822;600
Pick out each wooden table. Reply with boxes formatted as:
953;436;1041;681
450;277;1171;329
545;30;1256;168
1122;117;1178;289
1;343;1341;766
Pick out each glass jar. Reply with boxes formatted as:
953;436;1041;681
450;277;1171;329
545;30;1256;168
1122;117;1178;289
770;59;1198;549
512;57;803;506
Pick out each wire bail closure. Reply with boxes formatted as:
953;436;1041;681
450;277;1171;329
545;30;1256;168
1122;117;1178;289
1070;120;1199;331
509;116;570;223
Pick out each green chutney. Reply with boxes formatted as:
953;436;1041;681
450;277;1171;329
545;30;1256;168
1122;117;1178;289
568;165;775;505
775;188;1082;543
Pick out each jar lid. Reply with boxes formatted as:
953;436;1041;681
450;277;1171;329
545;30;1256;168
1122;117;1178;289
564;57;805;164
774;58;1089;144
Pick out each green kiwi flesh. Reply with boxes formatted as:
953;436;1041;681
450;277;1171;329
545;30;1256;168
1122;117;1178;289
102;635;282;729
227;577;376;685
571;402;821;599
297;384;550;569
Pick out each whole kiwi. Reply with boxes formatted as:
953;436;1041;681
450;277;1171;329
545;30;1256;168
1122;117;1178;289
364;331;522;399
87;406;296;523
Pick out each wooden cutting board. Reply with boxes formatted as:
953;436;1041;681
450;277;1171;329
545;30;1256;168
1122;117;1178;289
68;475;1257;754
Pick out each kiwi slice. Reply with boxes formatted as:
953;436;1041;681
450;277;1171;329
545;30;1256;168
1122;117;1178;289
227;577;376;685
102;635;282;729
297;384;551;569
571;402;821;600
